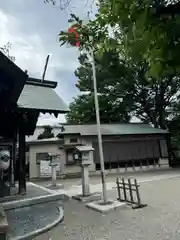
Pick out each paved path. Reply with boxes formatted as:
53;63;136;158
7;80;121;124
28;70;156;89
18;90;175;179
34;177;180;240
34;169;180;198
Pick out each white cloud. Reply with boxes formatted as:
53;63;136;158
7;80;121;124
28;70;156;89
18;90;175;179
0;9;75;125
37;113;66;125
0;10;79;78
0;0;97;126
0;11;44;75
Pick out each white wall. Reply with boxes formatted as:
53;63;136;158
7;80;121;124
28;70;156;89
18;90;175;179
29;143;65;179
27;130;96;179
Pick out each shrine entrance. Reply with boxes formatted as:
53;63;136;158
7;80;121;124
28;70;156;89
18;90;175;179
0;51;68;197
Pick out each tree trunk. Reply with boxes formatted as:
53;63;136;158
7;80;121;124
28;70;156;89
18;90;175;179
158;83;166;129
159;108;166;129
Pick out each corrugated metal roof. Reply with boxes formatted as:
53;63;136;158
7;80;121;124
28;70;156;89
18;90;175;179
58;124;168;136
17;84;68;113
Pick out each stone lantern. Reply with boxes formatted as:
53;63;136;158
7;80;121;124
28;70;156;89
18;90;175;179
48;153;60;188
72;145;101;202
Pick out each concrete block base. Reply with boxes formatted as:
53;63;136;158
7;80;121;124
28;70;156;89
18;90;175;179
46;184;64;190
2;193;66;211
86;200;126;213
72;192;101;203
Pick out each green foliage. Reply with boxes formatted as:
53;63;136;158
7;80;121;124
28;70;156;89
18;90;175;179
168;99;180;149
59;13;110;52
66;94;131;124
168;116;180;150
66;49;180;129
66;51;133;124
37;125;54;139
95;0;180;77
59;1;180;77
58;1;180;146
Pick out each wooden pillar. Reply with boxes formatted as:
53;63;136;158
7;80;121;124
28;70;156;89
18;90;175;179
11;136;16;186
166;133;173;167
8;144;12;185
158;139;162;159
18;127;26;194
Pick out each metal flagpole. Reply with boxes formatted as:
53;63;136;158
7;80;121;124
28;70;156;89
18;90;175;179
42;55;50;82
69;11;108;203
89;48;108;204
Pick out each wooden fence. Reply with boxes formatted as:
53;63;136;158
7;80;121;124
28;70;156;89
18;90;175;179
116;177;147;209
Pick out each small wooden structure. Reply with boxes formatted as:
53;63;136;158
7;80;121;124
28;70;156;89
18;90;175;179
0;51;68;196
116;177;147;209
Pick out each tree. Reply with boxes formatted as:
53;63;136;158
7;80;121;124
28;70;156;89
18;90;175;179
59;6;180;147
66;51;133;124
44;0;94;10
103;0;180;78
168;115;180;150
131;71;180;129
66;50;180;129
0;42;15;62
44;0;56;4
37;125;54;139
59;2;180;78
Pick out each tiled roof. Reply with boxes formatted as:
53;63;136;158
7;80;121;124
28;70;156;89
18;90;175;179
56;123;168;136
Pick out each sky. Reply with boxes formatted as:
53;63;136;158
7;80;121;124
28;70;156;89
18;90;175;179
0;0;95;125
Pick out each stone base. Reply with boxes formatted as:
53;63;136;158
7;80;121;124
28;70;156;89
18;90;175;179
86;200;126;213
46;184;64;190
2;193;66;211
0;205;8;240
72;192;101;203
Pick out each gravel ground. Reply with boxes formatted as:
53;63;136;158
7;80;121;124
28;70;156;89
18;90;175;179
34;168;180;189
34;177;180;240
6;201;62;239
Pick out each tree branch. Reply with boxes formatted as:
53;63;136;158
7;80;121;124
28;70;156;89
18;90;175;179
156;1;180;17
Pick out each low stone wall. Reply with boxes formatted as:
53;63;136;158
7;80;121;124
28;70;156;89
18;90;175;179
0;205;8;240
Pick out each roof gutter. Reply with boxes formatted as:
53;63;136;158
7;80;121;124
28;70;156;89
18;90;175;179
26;78;57;89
